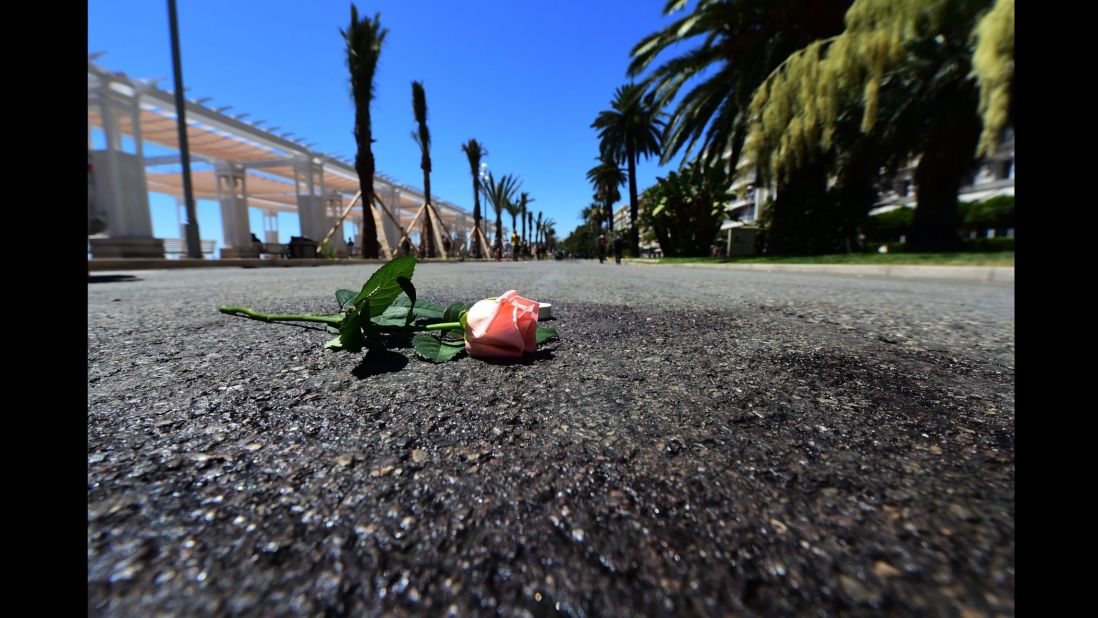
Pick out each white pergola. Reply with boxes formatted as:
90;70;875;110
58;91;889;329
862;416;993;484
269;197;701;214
88;61;492;258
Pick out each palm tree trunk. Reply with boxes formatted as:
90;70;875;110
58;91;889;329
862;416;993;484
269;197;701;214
421;160;435;258
471;179;481;258
628;150;639;257
355;141;379;259
510;212;518;261
495;211;502;257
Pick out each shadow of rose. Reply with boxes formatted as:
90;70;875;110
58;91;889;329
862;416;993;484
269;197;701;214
352;349;409;378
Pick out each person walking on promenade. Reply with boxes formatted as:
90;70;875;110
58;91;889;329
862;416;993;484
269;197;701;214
613;234;624;265
598;234;607;264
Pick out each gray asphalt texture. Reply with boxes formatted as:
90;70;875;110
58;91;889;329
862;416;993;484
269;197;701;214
88;261;1014;616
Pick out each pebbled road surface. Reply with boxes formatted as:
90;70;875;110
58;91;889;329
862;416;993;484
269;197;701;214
88;261;1014;616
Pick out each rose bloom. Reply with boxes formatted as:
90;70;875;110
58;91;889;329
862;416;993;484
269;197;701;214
464;290;540;359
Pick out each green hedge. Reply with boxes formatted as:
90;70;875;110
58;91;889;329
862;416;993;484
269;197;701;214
961;236;1014;252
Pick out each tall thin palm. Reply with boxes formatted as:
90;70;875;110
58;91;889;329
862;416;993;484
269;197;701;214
411;81;437;257
519;192;534;247
482;171;521;252
460;139;487;258
541;218;556;251
586;155;625;234
520;193;527;245
580;204;602;230
592;83;664;257
343;5;388;258
535;211;543;245
505;198;522;256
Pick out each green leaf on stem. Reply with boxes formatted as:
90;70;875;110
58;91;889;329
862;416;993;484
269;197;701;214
370;305;410;327
396;276;416;325
443;303;469;322
412;333;466;363
352;256;417;317
338;309;364;352
390;297;445;320
324;336;344;350
535;326;559;345
336;289;356;310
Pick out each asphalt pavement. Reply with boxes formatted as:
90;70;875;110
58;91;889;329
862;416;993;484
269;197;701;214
88;260;1014;616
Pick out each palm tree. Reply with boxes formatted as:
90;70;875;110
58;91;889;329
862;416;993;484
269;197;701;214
519;192;534;254
592;83;664;257
586;155;625;234
343;6;389;258
411;81;436;257
542;218;557;252
535;211;543;246
539;215;554;245
481;171;521;256
520;193;527;246
580;203;602;230
627;0;847;174
503;195;523;260
527;211;534;251
460;139;487;258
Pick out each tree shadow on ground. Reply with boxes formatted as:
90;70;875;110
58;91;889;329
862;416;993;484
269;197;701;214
89;275;141;284
352;350;409;378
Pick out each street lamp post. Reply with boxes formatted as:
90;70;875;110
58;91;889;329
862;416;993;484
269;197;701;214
167;0;202;259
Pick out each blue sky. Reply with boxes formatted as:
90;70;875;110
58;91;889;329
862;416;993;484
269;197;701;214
88;0;690;250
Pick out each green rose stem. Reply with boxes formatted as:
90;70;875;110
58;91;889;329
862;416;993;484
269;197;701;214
218;306;343;326
218;306;464;333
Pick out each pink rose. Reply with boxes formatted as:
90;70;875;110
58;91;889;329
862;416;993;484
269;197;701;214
464;290;540;359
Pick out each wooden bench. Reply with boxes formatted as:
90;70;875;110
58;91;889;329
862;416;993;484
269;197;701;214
163;238;217;255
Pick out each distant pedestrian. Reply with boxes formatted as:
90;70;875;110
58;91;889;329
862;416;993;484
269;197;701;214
613;235;624;265
598;234;607;264
346;237;354;257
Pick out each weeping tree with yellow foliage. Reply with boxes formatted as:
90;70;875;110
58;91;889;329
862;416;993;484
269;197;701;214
746;0;1014;252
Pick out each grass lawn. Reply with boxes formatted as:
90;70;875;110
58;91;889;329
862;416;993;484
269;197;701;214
631;252;1014;267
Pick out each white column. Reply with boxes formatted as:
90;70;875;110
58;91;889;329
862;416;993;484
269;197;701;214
294;158;326;240
325;193;346;251
88;83;162;258
176;197;188;239
264;210;279;244
376;184;402;254
216;162;256;257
